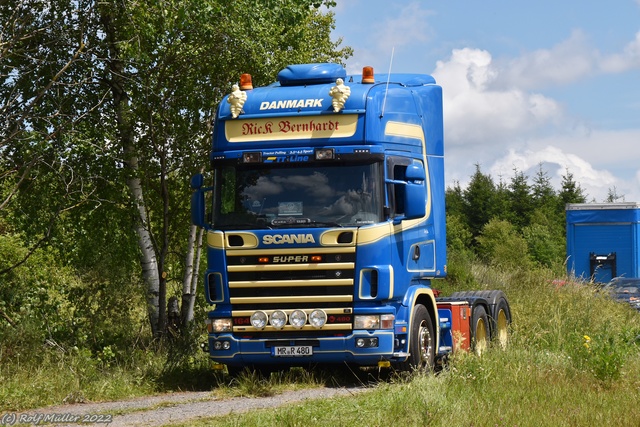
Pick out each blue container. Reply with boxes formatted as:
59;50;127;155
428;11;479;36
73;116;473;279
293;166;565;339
566;203;640;282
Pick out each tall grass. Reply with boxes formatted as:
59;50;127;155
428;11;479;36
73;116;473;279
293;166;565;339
0;348;160;410
176;263;640;427
3;259;640;427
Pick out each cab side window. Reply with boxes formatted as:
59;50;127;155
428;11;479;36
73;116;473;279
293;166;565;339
386;156;410;219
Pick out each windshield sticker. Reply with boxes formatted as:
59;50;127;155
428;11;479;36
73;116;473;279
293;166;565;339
278;202;303;216
265;154;310;163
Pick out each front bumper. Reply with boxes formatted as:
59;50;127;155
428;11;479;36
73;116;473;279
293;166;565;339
207;330;396;367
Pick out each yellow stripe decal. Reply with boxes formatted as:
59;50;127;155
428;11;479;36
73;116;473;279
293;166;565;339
230;295;353;304
229;279;353;288
225;246;356;255
233;324;351;333
227;263;354;272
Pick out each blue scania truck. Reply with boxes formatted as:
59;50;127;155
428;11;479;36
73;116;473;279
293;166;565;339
191;63;510;373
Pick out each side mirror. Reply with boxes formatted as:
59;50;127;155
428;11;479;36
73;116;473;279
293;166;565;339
190;174;206;227
191;173;204;189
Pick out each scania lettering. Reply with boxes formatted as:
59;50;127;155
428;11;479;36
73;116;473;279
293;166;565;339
262;234;315;245
191;63;512;374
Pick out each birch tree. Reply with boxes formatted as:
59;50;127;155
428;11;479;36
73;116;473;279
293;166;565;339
3;0;351;338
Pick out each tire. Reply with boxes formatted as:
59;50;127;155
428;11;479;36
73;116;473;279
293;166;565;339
450;290;511;346
397;304;435;372
471;304;489;356
491;297;510;349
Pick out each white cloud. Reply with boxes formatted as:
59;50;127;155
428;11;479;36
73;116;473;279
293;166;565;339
488;146;616;198
497;30;596;90
599;31;640;73
491;29;640;90
432;48;562;146
446;129;640;203
433;40;640;202
335;3;640;203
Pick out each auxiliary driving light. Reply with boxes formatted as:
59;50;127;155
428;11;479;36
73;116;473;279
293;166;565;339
269;310;288;329
309;309;327;328
250;311;268;329
356;337;379;348
213;340;231;351
290;310;307;329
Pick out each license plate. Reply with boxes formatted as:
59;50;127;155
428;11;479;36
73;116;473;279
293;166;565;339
273;345;313;357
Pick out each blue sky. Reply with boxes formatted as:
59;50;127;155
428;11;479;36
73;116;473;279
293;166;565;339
330;0;640;202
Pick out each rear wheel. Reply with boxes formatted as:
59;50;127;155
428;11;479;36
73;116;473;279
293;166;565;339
471;305;489;356
397;304;435;372
492;297;510;349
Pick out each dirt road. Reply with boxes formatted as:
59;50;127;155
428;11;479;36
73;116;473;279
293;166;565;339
11;386;366;426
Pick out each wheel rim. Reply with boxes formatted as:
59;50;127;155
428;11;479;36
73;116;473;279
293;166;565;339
475;317;488;355
418;320;433;366
496;309;509;349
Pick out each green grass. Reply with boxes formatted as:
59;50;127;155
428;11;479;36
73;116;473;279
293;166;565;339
181;351;640;427
0;349;160;410
172;265;640;426
3;262;640;427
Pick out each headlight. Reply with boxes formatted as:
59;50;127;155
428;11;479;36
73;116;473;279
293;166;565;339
290;310;307;329
270;310;287;329
309;309;327;328
209;318;233;333
354;314;395;329
250;311;268;329
354;315;379;329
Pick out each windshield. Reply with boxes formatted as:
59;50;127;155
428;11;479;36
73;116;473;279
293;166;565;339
212;162;383;229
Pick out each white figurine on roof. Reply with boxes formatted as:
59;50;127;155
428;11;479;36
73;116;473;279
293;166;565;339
228;84;247;118
329;78;350;113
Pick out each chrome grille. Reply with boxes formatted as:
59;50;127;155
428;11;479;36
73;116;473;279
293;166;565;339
226;247;355;334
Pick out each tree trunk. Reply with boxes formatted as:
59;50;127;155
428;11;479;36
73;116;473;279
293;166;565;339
181;225;203;326
100;8;162;337
189;228;204;320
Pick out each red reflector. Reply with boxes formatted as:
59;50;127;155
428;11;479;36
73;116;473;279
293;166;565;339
258;257;269;263
310;255;322;262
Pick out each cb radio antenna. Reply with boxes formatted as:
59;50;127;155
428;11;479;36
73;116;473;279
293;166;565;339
380;47;395;118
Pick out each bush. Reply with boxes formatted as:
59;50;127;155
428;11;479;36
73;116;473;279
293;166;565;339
475;218;532;269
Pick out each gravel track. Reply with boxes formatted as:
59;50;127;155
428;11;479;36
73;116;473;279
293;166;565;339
14;387;366;426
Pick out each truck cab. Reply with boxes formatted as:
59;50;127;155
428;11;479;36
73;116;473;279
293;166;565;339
191;63;494;372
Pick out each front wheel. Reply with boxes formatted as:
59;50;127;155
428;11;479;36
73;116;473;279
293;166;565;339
397;304;435;372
